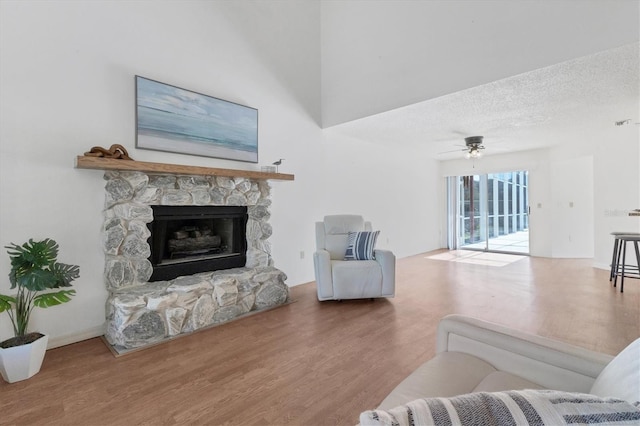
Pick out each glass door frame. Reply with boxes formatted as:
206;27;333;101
454;171;529;255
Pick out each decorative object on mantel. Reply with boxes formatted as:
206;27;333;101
135;76;258;163
74;156;294;181
84;144;133;160
272;158;285;173
0;238;80;383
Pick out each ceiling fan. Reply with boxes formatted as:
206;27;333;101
463;136;485;159
438;136;486;159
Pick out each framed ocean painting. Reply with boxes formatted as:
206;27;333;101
135;76;258;163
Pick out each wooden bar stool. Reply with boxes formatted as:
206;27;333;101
611;233;640;292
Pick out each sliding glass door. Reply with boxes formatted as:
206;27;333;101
455;171;529;254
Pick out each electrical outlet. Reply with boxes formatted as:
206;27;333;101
537;203;542;208
569;202;574;208
299;251;305;259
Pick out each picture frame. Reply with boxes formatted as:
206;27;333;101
135;76;258;163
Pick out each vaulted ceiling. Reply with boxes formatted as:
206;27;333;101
320;1;639;158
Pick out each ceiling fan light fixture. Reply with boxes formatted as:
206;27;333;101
464;136;484;159
466;147;482;159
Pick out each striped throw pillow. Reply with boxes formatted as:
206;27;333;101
360;390;640;426
344;231;379;260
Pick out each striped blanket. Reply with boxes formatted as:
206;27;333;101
359;390;640;426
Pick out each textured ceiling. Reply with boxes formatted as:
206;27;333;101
327;42;640;159
321;1;640;128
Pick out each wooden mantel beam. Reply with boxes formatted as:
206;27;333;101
74;156;294;181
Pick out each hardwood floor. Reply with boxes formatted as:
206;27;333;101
2;250;639;425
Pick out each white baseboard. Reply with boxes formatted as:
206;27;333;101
593;262;610;271
47;324;105;349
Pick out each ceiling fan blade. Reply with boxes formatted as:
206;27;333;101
437;148;466;154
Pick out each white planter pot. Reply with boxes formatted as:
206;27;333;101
0;334;49;383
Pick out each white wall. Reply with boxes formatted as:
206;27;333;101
549;155;594;258
592;123;640;269
321;130;441;259
0;1;440;347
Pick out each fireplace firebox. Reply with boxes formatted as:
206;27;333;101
147;205;248;281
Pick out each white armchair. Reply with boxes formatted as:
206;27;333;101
313;215;395;301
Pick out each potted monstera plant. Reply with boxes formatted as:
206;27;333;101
0;238;79;383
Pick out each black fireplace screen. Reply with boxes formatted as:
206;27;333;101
147;205;247;281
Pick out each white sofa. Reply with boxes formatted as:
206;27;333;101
365;314;639;425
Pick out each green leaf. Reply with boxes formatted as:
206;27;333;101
6;239;60;290
6;238;59;269
33;290;76;308
0;294;16;313
16;268;58;291
50;262;80;288
5;238;79;291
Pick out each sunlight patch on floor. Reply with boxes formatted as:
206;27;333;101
462;230;530;254
426;250;526;267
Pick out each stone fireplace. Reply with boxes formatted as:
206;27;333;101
100;170;289;351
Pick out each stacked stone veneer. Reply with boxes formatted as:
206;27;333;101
101;171;289;349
